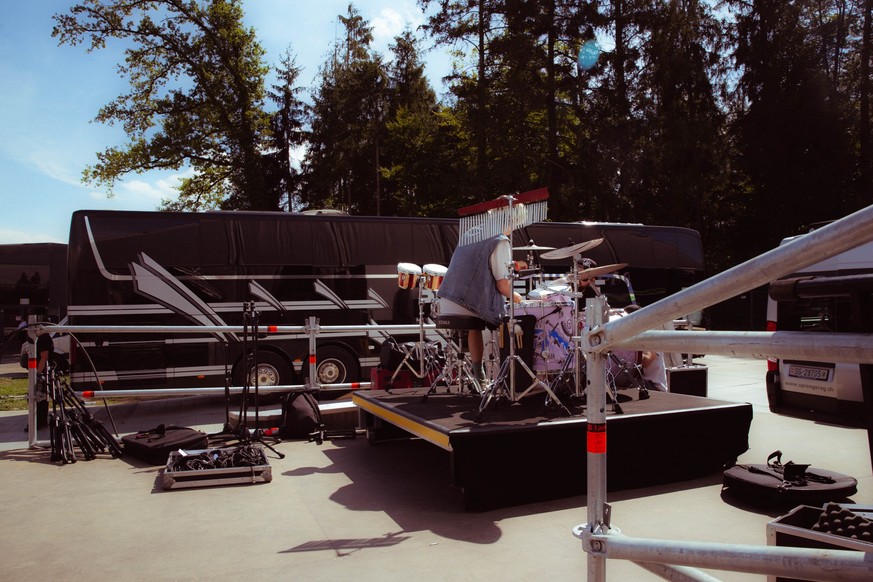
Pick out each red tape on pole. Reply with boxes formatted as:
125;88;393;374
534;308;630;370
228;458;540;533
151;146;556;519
587;423;606;454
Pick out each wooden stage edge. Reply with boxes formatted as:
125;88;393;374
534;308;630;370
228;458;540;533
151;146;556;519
353;388;754;511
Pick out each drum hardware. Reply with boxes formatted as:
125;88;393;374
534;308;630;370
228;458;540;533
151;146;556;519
388;263;446;389
552;263;628;285
514;240;551;291
554;310;650;413
478;263;571;421
540;238;604;260
425;315;487;400
516;266;541;279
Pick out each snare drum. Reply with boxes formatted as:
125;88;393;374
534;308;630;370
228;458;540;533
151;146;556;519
397;262;422;289
514;300;575;373
527;286;557;301
422;263;447;291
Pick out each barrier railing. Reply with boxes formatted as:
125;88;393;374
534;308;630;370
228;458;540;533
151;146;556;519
24;319;438;446
577;201;873;581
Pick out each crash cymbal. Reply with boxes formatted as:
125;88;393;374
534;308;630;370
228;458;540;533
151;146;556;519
581;262;627;278
553;263;628;284
540;238;604;260
512;244;555;251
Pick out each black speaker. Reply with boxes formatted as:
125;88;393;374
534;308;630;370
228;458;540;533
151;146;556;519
667;364;708;397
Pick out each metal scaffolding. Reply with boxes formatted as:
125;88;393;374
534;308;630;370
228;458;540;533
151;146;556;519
576;202;873;580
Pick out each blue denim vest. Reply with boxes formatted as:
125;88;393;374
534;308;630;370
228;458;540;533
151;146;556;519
437;235;507;326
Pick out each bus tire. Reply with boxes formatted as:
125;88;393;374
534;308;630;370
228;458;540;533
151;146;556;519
235;351;292;403
316;345;358;386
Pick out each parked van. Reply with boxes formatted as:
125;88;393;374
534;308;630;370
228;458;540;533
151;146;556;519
765;232;873;425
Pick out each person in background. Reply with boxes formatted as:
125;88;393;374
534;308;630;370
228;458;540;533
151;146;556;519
575;257;601;300
26;313;54;430
623;304;668;391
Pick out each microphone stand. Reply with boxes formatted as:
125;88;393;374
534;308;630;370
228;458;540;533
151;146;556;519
233;301;284;459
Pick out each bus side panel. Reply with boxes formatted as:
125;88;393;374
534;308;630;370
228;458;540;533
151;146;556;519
67;210;459;392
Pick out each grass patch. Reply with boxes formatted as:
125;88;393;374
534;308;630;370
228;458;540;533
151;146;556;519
0;376;28;411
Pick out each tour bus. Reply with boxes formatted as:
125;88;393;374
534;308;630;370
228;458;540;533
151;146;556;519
765;233;873;425
0;243;67;332
66;209;706;393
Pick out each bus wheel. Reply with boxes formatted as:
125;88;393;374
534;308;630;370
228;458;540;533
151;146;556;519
316;346;358;385
244;351;292;388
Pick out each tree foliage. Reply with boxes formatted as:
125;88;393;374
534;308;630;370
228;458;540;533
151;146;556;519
52;0;277;210
56;0;873;276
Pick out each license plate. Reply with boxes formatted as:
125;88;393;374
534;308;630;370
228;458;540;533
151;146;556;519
788;365;831;381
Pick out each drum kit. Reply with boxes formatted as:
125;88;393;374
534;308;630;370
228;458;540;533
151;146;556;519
391;237;647;418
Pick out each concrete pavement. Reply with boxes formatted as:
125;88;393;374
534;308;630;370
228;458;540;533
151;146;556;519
1;355;871;581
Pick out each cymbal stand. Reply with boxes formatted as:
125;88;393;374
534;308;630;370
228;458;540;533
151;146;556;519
478;267;569;420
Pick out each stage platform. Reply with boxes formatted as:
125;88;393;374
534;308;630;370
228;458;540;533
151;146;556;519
353;388;753;510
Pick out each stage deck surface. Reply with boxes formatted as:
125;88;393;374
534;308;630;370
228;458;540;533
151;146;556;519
354;388;753;509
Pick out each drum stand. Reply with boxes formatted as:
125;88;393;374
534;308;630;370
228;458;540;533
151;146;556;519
477;269;570;420
388;275;442;389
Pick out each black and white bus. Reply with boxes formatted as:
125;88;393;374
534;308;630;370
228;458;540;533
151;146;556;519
66;209;706;393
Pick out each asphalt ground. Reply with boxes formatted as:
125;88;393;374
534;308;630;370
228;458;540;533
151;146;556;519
1;355;871;581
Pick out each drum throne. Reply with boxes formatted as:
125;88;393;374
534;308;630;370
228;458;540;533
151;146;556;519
423;314;488;399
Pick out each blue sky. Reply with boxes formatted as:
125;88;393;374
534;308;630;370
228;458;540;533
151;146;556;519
0;1;452;245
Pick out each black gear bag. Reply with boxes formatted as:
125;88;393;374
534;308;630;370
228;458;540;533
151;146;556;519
121;424;209;465
722;450;857;508
280;391;323;439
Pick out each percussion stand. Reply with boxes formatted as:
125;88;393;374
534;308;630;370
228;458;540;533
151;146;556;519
478;267;569;420
388;275;440;387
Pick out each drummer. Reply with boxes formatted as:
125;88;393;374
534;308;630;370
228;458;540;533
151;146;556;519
623;304;668;391
437;213;528;383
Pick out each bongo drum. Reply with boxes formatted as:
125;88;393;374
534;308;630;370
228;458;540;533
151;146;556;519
397;262;422;289
422;264;447;292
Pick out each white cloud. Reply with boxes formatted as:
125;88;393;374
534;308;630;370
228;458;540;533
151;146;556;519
84;168;193;208
372;9;405;43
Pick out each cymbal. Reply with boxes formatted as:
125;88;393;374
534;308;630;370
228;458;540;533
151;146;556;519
540;238;604;260
513;244;555;251
553;263;628;284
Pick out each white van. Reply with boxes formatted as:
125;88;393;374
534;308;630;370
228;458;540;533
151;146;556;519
765;233;873;425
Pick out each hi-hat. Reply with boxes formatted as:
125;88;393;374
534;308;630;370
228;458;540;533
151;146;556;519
540;238;604;260
513;243;555;251
553;263;628;284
